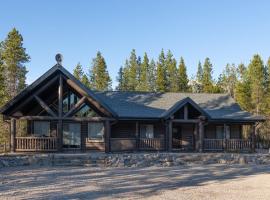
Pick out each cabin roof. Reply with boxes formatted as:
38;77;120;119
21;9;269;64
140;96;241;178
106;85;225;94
94;91;264;122
0;64;264;122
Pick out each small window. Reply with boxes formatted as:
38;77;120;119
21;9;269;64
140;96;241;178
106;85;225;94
140;124;154;139
33;121;50;136
88;122;104;140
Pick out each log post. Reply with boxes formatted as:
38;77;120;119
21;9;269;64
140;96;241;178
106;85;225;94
251;124;256;153
10;118;16;153
105;120;111;153
58;75;63;150
195;123;199;151
168;120;172;151
223;123;226;151
135;121;139;150
198;116;205;152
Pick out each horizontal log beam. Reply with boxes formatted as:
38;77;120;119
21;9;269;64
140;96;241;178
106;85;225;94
34;95;57;117
171;119;199;123
18;115;116;121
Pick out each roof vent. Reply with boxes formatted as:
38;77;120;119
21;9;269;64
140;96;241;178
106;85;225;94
55;53;63;65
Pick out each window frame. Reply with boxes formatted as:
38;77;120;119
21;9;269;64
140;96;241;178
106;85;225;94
87;122;105;142
33;121;50;137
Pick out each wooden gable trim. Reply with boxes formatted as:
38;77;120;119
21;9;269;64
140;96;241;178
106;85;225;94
162;97;211;120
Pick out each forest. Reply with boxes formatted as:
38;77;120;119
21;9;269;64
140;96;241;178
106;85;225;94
0;28;269;145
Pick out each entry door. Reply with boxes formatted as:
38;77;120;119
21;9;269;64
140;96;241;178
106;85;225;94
181;124;194;150
63;123;81;148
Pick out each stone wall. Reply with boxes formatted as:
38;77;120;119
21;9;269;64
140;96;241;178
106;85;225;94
1;152;270;168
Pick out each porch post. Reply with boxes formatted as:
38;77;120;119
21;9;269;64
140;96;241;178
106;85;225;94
251;124;256;153
223;123;226;151
168;120;172;151
105;120;111;153
198;116;205;152
58;75;63;151
10;118;16;153
135;121;139;150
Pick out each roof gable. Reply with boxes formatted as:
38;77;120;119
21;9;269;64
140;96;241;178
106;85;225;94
0;64;117;117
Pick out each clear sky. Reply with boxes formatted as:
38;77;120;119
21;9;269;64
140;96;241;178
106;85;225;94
1;0;270;88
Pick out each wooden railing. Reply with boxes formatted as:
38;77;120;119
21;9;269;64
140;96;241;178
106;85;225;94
16;137;58;152
203;139;251;151
138;138;164;150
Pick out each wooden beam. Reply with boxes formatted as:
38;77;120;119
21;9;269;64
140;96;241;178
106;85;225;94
223;124;226;151
63;96;86;117
65;78;112;117
58;75;63;150
105;120;111;153
135;121;139;150
34;95;57;117
18;116;58;120
10;118;16;152
172;119;199;123
168;120;172;151
184;105;188;120
18;116;116;121
11;75;59;116
198;118;204;152
251;124;256;153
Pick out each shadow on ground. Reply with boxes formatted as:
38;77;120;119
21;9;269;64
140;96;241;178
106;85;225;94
0;164;269;199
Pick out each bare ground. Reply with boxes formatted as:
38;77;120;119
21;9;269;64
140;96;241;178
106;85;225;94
0;165;270;200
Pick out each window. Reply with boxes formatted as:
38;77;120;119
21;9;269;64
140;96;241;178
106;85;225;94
88;122;104;140
216;126;223;139
140;124;154;139
33;121;50;136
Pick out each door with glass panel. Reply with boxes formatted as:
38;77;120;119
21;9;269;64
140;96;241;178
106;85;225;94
63;123;81;148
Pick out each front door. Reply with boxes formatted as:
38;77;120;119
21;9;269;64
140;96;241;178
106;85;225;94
63;123;81;149
172;124;194;151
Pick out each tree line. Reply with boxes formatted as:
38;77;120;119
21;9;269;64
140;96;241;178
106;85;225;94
0;28;270;145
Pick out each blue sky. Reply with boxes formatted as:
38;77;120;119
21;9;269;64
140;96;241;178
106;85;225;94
1;0;270;88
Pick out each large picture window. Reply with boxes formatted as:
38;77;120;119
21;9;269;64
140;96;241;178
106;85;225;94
140;124;154;138
88;122;104;141
33;121;50;136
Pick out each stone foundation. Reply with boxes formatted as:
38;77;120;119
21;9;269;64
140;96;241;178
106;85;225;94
1;152;270;168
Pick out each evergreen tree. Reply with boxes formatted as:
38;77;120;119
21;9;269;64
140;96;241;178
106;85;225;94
196;61;203;83
121;60;130;91
89;51;111;91
81;74;90;87
148;59;156;92
217;64;237;97
127;49;138;90
202;57;214;93
178;57;189;92
247;54;266;115
0;42;7;105
136;53;150;91
1;28;30;98
116;67;124;90
165;50;178;92
156;49;166;92
73;62;84;81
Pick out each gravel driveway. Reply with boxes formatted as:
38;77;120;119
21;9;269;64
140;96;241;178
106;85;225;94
1;165;270;200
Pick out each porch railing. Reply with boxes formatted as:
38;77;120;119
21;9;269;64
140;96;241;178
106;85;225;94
203;139;251;151
16;137;58;152
138;138;165;150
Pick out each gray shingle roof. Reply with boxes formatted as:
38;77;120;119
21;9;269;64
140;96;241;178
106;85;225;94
94;91;263;121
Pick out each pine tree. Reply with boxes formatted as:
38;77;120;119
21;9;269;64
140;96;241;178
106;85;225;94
73;63;84;81
89;51;111;91
81;74;90;88
148;59;156;92
247;54;266;115
1;28;30;98
0;43;6;105
156;49;166;92
202;57;214;93
116;67;124;90
165;50;178;92
178;57;189;92
217;64;237;97
127;49;138;91
136;53;150;91
196;61;203;83
121;60;130;91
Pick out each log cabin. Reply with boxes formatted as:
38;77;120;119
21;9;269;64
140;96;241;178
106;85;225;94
0;55;265;153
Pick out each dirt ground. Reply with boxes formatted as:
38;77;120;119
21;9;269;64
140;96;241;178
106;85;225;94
0;164;270;200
